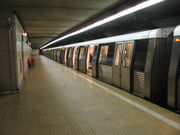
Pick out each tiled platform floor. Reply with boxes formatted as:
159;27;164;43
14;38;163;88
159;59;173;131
0;56;179;135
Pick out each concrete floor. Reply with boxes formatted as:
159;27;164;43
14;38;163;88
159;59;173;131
0;56;179;135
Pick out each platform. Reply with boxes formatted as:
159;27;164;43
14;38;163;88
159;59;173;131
0;56;179;135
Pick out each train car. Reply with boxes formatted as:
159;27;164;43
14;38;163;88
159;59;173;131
144;27;174;106
168;25;180;113
42;26;180;112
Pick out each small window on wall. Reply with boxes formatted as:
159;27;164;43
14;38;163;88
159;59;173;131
114;43;123;66
133;40;148;71
122;42;134;68
79;47;86;60
99;44;115;65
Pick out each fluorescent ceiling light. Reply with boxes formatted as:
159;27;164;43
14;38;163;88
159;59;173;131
40;0;164;49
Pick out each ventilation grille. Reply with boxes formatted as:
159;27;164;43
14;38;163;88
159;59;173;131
134;71;145;97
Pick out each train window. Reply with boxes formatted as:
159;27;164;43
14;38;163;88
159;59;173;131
79;47;86;60
122;42;134;68
99;45;109;64
99;44;115;65
114;43;123;66
133;40;148;71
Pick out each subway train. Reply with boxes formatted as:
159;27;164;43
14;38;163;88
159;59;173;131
42;25;180;113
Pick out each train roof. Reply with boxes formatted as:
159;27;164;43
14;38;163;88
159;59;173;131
44;27;176;50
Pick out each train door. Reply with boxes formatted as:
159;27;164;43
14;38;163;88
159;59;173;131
92;45;100;78
120;41;134;92
132;40;148;97
47;50;50;58
78;46;87;73
64;48;68;65
73;47;78;69
69;48;74;67
50;50;52;59
55;50;57;61
52;50;54;60
70;48;74;67
76;47;80;70
98;43;115;83
56;49;58;61
86;45;95;76
57;49;61;63
48;50;50;58
60;48;65;64
67;48;72;67
112;42;123;87
51;50;53;59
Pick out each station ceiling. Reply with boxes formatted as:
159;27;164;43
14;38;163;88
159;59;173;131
45;0;180;49
0;0;126;49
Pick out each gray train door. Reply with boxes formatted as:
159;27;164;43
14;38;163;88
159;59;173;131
64;48;68;66
70;48;74;67
78;46;87;73
73;47;78;70
86;45;95;76
120;41;134;92
112;42;123;87
92;46;99;78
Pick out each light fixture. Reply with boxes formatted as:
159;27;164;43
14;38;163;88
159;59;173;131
175;38;180;42
22;32;27;37
40;0;164;49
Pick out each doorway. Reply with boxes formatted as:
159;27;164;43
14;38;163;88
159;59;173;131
86;45;95;76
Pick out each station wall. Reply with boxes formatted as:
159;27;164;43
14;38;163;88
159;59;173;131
0;12;31;93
